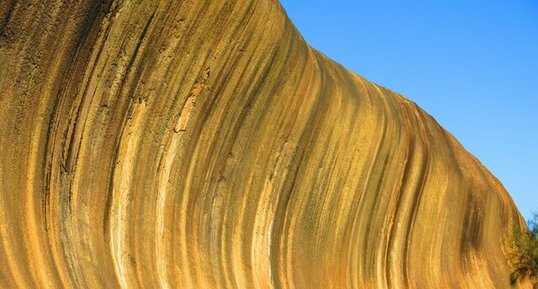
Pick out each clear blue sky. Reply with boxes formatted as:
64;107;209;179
280;0;538;220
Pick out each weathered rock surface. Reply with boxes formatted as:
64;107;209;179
0;1;528;288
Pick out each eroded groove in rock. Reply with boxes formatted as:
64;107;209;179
0;0;529;288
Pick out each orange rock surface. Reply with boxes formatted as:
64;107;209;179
0;1;528;288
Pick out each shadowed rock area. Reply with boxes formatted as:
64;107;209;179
0;1;530;288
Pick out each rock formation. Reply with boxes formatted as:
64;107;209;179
0;0;529;288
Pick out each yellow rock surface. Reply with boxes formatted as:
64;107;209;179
0;1;529;288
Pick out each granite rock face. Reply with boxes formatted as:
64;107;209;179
0;1;528;288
